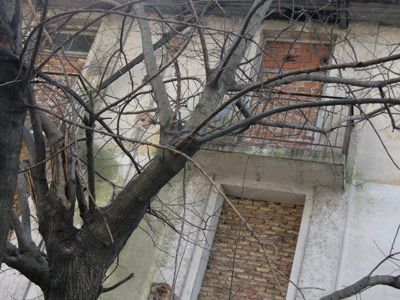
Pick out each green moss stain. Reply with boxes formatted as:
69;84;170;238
98;169;190;299
142;222;170;300
81;145;124;205
74;144;124;228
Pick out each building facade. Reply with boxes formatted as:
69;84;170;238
2;1;400;299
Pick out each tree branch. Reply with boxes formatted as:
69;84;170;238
21;0;48;92
100;273;134;294
40;111;76;214
134;2;173;133
210;0;273;86
197;98;400;143
25;88;49;207
181;0;273;139
10;209;32;252
185;51;400;141
85;93;96;212
187;0;210;76
320;275;400;300
3;240;49;292
98;23;189;90
0;44;143;174
233;73;400;90
234;99;363;135
16;163;33;244
23;126;36;162
75;168;89;223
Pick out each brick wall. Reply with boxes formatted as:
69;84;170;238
34;55;86;119
244;41;331;147
199;197;303;300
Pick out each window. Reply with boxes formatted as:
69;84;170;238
44;32;95;54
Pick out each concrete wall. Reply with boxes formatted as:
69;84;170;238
333;119;400;299
321;22;400;300
87;16;400;300
98;166;222;300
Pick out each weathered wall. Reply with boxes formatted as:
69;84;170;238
295;187;348;299
333;119;400;299
318;22;400;299
89;17;400;300
99;170;187;300
84;17;400;300
99;167;221;300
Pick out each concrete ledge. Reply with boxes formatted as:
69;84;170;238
196;143;345;188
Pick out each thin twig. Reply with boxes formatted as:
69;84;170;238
18;139;84;174
100;273;134;294
22;0;48;92
187;0;210;75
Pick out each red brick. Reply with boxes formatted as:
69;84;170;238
198;197;304;299
242;41;331;147
33;54;86;121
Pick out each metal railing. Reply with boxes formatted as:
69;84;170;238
206;90;351;157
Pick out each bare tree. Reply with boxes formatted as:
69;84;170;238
1;0;400;299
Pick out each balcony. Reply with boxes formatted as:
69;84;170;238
197;95;349;189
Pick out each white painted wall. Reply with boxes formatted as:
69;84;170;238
321;21;400;300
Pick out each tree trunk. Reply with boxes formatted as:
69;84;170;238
45;254;105;300
43;221;131;300
0;58;26;264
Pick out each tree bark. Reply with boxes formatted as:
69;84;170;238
0;0;25;267
45;249;105;300
0;58;26;265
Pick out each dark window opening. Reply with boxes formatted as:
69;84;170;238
44;33;95;54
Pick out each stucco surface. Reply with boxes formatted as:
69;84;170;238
296;188;348;299
335;183;400;299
